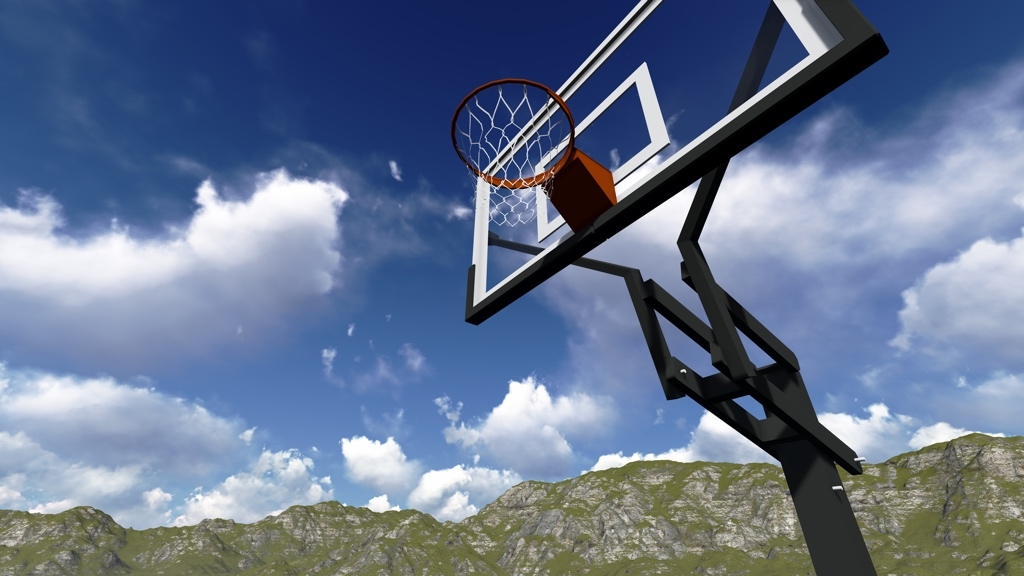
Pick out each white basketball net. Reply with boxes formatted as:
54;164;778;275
454;83;572;227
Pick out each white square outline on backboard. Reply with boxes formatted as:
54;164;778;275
470;0;843;309
535;62;670;243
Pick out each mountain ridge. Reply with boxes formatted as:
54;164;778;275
2;433;1023;575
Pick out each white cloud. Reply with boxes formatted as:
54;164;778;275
0;169;348;373
434;395;462;423
321;348;338;380
435;492;475;521
341;436;519;521
398;343;426;373
143;487;173;511
0;365;287;528
0;484;24;506
819;402;1004;462
819;404;918;462
443;377;615;477
407;465;521;522
388;160;403;182
590;404;1004;471
0;365;245;476
340;436;421;493
0;430;146;518
366;494;400;513
173;449;332;526
239;427;257;444
973;371;1024;399
31;499;77;515
891;232;1024;365
909;422;1004;450
347;323;355;337
447;205;472;221
141;488;174;524
589;411;774;472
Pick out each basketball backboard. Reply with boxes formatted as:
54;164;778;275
463;0;887;325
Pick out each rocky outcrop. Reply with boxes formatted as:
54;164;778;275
2;434;1024;574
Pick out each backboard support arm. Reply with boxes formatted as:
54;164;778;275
488;231;876;575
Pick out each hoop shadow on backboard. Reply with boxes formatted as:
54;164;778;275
459;1;888;574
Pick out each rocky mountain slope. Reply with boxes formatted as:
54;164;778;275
2;433;1024;575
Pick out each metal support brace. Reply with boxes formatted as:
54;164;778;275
680;262;799;371
488;230;875;574
676;241;756;381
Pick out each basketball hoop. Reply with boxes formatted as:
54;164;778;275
452;78;615;230
452;78;575;190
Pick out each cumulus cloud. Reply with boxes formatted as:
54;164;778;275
0;365;245;476
0;484;24;507
140;488;174;524
0;365;281;528
340;435;518;521
407;465;521;522
0;170;348;373
173;449;332;526
0;429;145;521
347;323;356;337
0;426;158;524
589;411;774;472
340;436;421;493
819;404;1002;461
0;366;341;528
388;160;403;182
591;404;1004;471
891;232;1024;365
816;404;926;463
143;488;172;511
908;422;1004;450
366;494;400;513
443;377;615;477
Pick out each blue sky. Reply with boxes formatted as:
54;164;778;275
1;0;1023;528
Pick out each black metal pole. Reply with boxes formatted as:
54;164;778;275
776;440;876;575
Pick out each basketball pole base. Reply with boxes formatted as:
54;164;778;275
545;150;616;232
